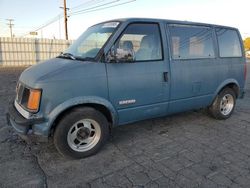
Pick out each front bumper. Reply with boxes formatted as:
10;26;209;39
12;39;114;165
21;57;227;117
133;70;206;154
7;103;48;141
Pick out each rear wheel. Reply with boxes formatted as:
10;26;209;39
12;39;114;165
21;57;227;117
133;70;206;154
208;88;236;119
54;107;109;159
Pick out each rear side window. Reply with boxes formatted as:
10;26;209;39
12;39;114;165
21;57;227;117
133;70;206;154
169;25;215;59
216;28;242;57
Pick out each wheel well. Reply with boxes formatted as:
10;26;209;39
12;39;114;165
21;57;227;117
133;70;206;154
50;103;113;136
221;83;239;98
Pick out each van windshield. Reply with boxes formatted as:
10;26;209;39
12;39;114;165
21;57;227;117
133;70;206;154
63;22;120;61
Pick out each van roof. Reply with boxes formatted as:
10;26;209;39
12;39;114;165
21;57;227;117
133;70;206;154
105;17;238;30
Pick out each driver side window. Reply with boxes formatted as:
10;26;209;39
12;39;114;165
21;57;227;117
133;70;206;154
107;23;163;63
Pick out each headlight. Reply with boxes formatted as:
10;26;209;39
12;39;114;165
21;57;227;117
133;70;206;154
16;83;42;113
27;89;42;112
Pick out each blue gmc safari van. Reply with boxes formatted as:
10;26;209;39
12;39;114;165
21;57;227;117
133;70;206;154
7;18;247;158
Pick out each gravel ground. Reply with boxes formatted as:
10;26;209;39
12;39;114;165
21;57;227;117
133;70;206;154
0;62;250;188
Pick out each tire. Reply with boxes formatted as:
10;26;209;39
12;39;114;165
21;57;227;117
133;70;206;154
54;107;109;159
208;88;236;120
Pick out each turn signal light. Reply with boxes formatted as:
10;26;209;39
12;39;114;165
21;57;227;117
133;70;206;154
27;89;41;112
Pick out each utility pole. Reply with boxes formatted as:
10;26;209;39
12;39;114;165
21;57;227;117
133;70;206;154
6;19;14;38
63;0;68;40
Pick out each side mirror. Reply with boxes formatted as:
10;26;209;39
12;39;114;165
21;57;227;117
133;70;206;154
106;45;135;63
106;45;116;63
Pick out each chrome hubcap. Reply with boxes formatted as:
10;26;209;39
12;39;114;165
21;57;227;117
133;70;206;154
67;119;101;152
220;94;234;116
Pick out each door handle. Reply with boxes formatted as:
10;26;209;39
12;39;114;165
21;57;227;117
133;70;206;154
163;72;168;82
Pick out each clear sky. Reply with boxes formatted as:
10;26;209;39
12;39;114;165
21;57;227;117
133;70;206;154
0;0;249;39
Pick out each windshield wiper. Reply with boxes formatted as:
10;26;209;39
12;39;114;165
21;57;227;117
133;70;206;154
58;52;76;60
75;57;95;61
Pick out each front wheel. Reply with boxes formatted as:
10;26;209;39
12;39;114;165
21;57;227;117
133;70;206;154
54;107;109;159
208;88;236;120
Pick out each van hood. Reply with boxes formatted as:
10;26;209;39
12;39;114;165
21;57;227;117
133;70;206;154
19;58;103;87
